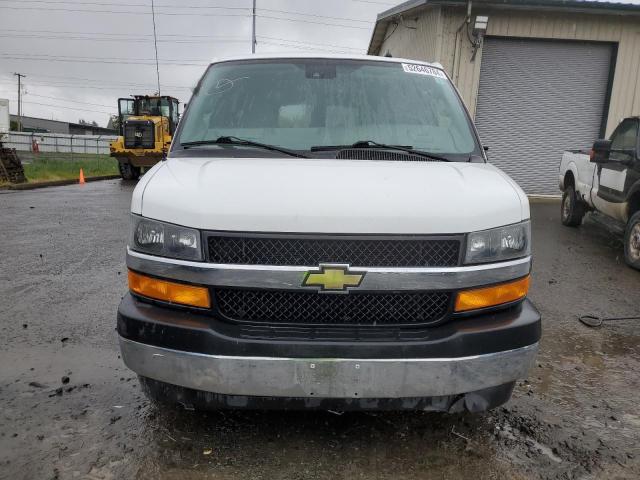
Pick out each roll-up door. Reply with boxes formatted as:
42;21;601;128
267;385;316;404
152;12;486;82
474;37;613;194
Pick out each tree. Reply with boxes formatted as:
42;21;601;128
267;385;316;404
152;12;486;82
107;114;120;131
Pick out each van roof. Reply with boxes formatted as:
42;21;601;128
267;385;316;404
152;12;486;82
209;53;444;70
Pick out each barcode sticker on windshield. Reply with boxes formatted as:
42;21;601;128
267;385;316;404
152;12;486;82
401;63;447;79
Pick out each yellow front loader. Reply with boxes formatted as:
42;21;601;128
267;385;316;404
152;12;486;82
110;95;179;180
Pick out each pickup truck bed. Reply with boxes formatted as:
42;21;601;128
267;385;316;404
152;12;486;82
559;117;640;269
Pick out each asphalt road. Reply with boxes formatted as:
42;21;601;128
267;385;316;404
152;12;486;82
1;180;639;480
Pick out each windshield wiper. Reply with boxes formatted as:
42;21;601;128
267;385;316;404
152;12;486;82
180;136;308;158
310;140;450;162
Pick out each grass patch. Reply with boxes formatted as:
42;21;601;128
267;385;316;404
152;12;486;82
22;154;119;182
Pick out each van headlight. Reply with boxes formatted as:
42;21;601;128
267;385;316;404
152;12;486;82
130;215;203;261
465;221;531;264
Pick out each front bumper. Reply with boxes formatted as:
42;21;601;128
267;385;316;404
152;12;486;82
120;335;538;399
117;293;541;403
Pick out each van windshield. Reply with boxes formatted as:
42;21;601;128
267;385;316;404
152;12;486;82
176;59;481;159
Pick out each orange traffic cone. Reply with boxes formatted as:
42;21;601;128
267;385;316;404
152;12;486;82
79;168;85;185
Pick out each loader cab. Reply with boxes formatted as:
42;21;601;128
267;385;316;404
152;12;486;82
117;96;180;136
111;95;180;180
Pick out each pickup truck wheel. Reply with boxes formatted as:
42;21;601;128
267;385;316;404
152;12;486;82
561;185;585;227
624;212;640;270
118;162;141;181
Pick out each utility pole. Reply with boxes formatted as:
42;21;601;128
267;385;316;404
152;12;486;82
251;0;256;54
151;0;161;95
14;73;25;132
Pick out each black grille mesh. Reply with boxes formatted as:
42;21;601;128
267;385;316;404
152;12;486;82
237;324;435;341
336;149;438;162
124;120;154;148
207;235;460;267
215;289;451;326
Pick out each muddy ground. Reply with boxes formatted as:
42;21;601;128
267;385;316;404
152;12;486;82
0;180;639;480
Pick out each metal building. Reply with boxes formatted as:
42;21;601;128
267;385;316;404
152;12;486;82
367;0;640;194
8;114;116;135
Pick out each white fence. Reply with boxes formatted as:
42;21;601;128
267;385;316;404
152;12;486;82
2;131;117;155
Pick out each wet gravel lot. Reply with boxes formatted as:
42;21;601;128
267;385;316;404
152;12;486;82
1;180;639;480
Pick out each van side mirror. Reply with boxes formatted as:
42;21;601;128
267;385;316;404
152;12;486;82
590;139;611;163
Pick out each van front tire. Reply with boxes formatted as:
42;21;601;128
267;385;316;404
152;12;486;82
624;211;640;270
561;185;585;227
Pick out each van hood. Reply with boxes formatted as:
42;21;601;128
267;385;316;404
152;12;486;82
133;157;528;234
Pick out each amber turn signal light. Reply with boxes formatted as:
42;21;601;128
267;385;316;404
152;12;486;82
455;276;530;312
128;270;211;308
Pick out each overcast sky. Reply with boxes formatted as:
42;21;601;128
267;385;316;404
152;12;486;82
0;0;397;127
3;0;640;128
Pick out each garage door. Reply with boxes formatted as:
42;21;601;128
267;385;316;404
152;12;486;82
474;38;613;195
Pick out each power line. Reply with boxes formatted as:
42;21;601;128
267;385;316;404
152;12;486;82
0;79;192;92
22;93;114;108
0;5;250;17
0;27;155;37
4;97;115;114
0;5;372;28
1;52;205;62
0;0;248;9
23;101;115;114
259;8;372;24
0;28;246;39
258;35;363;52
0;54;208;67
0;76;165;87
0;33;247;44
256;14;371;30
0;30;362;51
1;71;192;89
258;40;353;55
0;0;377;22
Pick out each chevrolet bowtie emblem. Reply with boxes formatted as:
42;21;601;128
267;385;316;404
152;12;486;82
303;265;365;292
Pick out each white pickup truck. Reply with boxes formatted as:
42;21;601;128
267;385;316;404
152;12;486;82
559;117;640;269
117;54;540;413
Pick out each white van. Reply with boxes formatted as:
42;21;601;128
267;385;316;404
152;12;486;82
117;54;540;412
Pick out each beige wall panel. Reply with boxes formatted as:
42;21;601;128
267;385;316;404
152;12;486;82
632;33;640;115
378;7;442;62
607;26;640;133
607;27;632;127
440;7;640;129
438;9;460;74
489;14;510;36
376;6;640;132
507;15;533;37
